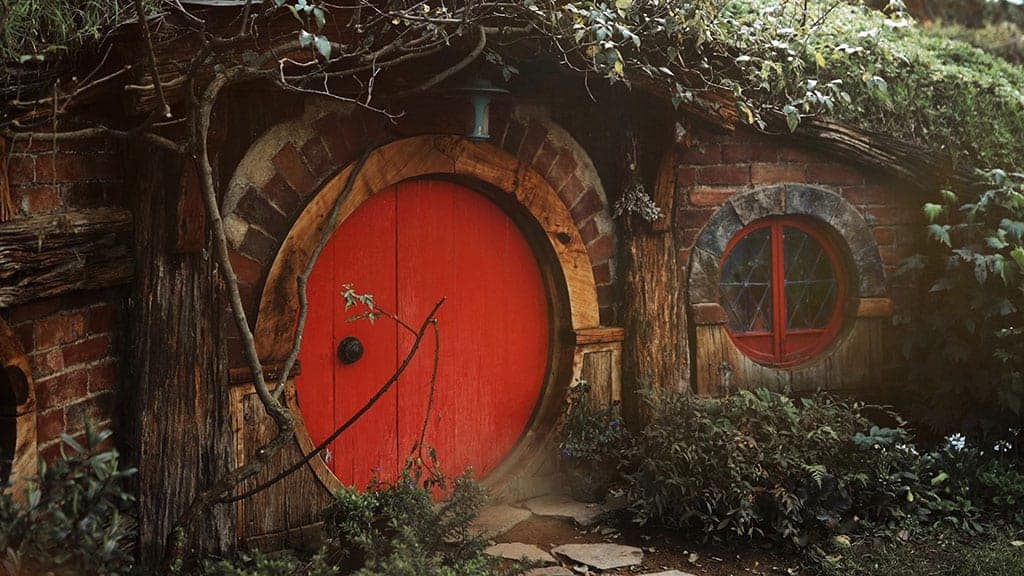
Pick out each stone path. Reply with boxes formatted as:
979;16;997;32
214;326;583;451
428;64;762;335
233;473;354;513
479;493;704;574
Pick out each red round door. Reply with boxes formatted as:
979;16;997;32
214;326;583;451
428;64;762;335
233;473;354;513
296;179;550;489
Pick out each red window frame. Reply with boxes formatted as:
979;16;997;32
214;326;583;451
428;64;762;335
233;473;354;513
719;216;847;367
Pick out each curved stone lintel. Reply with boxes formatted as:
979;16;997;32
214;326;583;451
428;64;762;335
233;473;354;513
689;184;887;301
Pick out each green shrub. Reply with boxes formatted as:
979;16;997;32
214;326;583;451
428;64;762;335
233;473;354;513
0;423;137;576
321;469;522;576
619;389;937;546
198;550;339;576
558;380;629;501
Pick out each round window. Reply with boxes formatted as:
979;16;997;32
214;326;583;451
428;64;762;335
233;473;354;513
718;217;847;367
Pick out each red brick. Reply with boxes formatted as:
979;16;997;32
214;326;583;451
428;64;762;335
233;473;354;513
13;185;61;214
843;185;894;206
517;124;547;162
570;189;604;223
593;261;612;285
559;174;586;207
778;146;819;163
872;227;896;246
35;153;120;183
502;121;527;156
806;163;864;185
8;297;63;325
29;348;64;378
579;219;599;246
679;145;721;165
7;155;35;184
229;251;264;286
679;207;714;227
866;206;918;226
36;370;89;410
533;142;560;178
272;143;317;195
320;114;355;165
12;323;32;350
689;186;735;207
239;227;278;265
65;393;115;432
587;234;615;262
696;164;750;186
62;335;111;367
751;163;806;184
678;228;699;247
726;142;781;163
34;312;86;350
63;181;123;209
676;167;696;187
36;408;66;443
87;361;118;393
546;152;578;191
87;304;117;334
300;137;333;181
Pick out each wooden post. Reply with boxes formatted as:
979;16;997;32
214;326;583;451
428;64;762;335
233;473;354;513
124;144;234;565
620;135;690;425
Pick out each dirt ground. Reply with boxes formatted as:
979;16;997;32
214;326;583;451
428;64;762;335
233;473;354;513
496;516;808;575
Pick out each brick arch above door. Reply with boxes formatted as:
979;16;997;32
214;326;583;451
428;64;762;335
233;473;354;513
221;101;618;330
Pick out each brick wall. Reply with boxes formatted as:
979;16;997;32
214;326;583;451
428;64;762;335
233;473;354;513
676;127;921;309
2;137;128;455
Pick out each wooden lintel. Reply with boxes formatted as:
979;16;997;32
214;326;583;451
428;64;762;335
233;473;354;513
228;362;302;386
856;297;893;318
573;327;625;345
0;208;133;308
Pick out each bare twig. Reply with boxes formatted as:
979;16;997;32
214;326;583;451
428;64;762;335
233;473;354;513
221;298;445;503
133;0;171;119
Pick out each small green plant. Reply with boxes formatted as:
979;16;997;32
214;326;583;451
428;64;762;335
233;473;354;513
0;423;137;576
197;550;339;576
321;467;522;576
558;380;628;502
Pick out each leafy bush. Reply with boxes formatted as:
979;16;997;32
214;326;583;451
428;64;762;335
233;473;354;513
559;380;628;465
895;170;1024;440
0;423;137;576
619;389;944;546
198;550;339;576
321;469;521;576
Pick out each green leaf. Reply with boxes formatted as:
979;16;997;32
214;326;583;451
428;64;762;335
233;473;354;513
1011;246;1024;271
783;104;800;132
298;30;313;48
923;203;944;223
313;6;326;31
928;224;951;247
930;471;949;486
614;0;633;10
814;51;826;68
315;35;332;59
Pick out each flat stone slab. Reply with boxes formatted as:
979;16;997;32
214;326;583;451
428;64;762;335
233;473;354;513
485;543;557;565
524;568;574;576
642;572;698;576
552;543;643;570
469;505;532;537
522;494;607;527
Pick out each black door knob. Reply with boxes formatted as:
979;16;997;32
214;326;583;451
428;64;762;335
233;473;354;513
337;336;364;365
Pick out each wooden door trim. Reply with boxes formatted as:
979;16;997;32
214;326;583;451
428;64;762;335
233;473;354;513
252;134;601;497
0;317;36;500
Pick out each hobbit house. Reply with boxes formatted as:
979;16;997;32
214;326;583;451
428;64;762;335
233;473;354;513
0;0;956;565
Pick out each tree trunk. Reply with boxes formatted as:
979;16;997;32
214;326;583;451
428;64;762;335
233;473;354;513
124;144;234;566
621;149;689;424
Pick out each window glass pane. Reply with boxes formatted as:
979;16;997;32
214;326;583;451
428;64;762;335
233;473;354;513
719;227;772;333
782;226;838;330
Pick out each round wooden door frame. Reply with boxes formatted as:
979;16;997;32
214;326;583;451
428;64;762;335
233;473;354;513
253;134;600;494
0;317;36;500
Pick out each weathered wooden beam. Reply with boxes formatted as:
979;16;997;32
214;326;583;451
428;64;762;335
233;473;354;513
0;209;133;308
